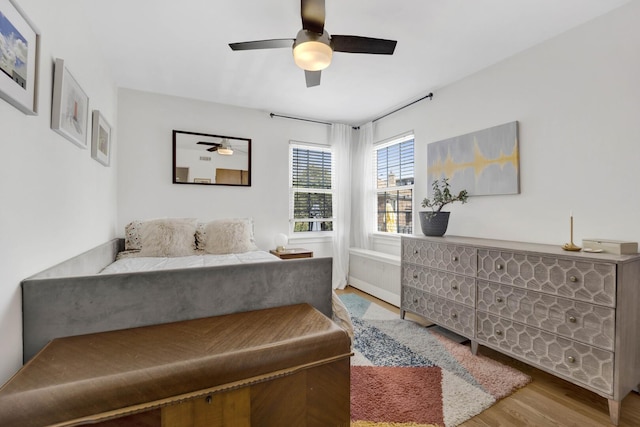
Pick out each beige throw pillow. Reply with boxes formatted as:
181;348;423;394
202;218;258;254
138;219;197;257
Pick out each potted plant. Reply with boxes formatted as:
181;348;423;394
419;178;469;236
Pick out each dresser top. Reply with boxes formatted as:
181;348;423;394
403;235;640;263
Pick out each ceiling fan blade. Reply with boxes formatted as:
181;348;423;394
229;39;294;51
331;35;397;54
301;0;325;34
305;70;321;87
198;141;221;152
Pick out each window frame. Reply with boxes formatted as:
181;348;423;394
373;133;415;236
288;141;335;235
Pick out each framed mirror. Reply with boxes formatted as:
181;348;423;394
173;130;251;186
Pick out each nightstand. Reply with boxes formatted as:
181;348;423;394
269;248;314;260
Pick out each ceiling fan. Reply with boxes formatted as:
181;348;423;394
229;0;397;87
197;140;234;155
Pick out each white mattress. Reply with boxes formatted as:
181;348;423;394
100;251;279;274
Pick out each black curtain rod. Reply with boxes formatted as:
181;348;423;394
269;92;433;129
372;92;433;124
269;113;332;126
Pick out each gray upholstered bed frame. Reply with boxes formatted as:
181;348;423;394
21;239;333;362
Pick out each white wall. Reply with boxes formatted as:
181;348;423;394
0;0;118;383
116;88;334;255
373;1;640;251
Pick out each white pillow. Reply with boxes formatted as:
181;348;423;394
201;218;258;254
138;218;198;257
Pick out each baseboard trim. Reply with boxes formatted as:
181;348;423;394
348;277;400;307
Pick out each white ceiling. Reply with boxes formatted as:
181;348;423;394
86;0;629;125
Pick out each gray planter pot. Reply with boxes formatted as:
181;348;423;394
419;211;450;236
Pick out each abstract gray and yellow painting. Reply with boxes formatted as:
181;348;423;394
427;121;519;196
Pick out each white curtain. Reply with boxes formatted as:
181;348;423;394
331;123;352;289
350;121;374;250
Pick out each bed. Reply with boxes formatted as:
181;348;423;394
21;218;353;362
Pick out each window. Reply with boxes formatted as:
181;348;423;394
289;143;334;233
375;134;414;234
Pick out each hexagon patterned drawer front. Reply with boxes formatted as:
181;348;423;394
402;287;474;337
403;238;476;275
402;264;475;307
476;311;614;395
401;235;640;425
477;249;616;307
477;281;615;350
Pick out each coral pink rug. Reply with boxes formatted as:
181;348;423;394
341;294;531;427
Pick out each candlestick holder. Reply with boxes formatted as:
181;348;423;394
562;215;581;251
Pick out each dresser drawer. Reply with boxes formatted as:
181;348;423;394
477;249;616;307
403;239;476;276
402;287;474;337
402;264;476;307
477;281;615;350
476;311;613;394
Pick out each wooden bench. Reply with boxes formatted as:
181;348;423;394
0;304;352;427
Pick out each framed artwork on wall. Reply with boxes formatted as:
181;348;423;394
427;121;520;197
91;110;111;166
51;58;89;148
0;0;40;115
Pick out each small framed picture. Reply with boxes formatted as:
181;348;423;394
51;58;89;148
91;110;111;166
0;0;40;115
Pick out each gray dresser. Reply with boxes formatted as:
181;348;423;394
400;235;640;426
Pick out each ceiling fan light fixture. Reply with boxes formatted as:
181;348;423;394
217;139;233;155
217;146;233;155
293;30;332;71
294;41;332;71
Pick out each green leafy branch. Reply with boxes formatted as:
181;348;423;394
421;178;469;213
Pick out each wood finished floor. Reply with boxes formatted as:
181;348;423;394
337;286;640;427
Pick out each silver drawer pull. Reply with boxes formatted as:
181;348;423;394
495;330;503;336
567;356;576;364
414;250;419;255
452;285;459;291
451;313;458;319
496;296;504;303
569;276;578;283
452;256;459;262
568;316;577;323
413;298;419;304
496;264;504;270
413;273;418;279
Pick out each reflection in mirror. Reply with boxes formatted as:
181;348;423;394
173;130;251;186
